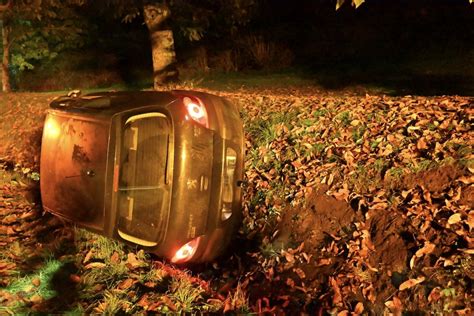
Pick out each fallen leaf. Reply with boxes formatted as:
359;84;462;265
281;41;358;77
385;296;403;316
410;255;416;269
31;278;41;287
137;294;150;307
144;281;157;288
291;160;302;169
282;251;294;263
294;267;306;279
286;277;295;288
333;188;349;201
84;262;106;269
330;277;342;305
118;278;135;290
147;301;163;312
399;276;425;291
83;250;94;264
416;137;428;150
428;287;441;303
447;213;462;225
161;295;176;311
110;251;120;264
415;242;436;257
69;274;81;283
29;294;43;304
126;253;145;269
354;302;364;314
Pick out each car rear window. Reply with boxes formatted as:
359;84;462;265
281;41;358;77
117;113;170;243
119;113;169;188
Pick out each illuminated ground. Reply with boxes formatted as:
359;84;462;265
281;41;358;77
0;89;473;313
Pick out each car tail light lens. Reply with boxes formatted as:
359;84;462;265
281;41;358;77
183;96;209;128
171;236;201;263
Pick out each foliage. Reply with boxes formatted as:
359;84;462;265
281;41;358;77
336;0;473;10
1;1;88;76
336;0;365;10
86;0;258;43
170;0;258;43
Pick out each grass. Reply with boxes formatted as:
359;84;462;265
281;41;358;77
227;282;250;313
244;109;299;147
335;110;351;126
352;125;366;143
180;59;474;95
76;232;130;296
347;158;391;194
94;290;134;314
138;266;166;284
3;259;64;307
187;69;316;91
169;277;205;312
81;262;128;288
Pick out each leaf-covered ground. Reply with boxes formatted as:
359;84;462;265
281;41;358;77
0;89;473;314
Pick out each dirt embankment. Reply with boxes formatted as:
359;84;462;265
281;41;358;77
263;163;473;313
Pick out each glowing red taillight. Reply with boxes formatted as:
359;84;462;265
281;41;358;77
171;237;201;263
183;97;209;128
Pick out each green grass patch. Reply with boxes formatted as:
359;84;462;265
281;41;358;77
4;259;64;305
335;110;351;126
244;109;298;147
190;69;315;91
169;277;205;312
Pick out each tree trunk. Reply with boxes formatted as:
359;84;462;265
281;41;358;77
143;3;178;89
1;19;11;92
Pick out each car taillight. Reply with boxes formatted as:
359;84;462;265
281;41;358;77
183;96;209;128
171;236;201;263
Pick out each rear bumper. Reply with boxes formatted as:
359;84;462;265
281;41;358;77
146;94;244;262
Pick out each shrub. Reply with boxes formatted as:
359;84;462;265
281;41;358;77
239;35;294;70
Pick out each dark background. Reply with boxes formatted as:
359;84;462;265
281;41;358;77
18;0;474;95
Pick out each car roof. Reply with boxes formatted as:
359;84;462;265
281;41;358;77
49;91;180;117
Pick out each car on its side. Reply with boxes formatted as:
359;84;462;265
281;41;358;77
40;90;244;263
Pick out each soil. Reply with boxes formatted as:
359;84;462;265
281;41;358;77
368;209;408;273
269;164;471;313
272;165;467;264
459;185;474;209
274;185;358;252
401;164;464;193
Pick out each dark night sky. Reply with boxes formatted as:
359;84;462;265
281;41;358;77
244;0;474;94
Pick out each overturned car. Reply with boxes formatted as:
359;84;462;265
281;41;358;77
40;90;244;263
